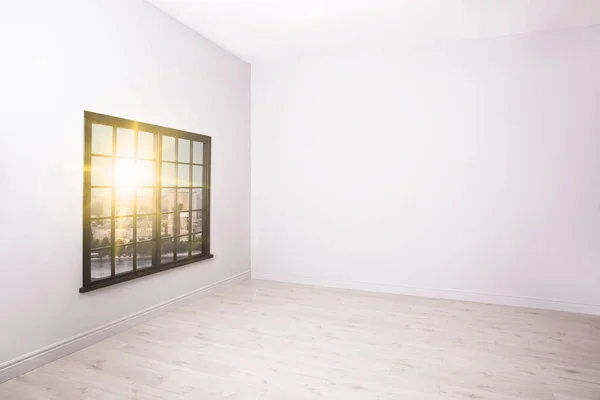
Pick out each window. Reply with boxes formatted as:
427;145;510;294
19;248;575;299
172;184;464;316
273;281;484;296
81;111;212;292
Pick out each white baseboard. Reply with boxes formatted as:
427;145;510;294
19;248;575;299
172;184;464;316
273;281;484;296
0;271;250;384
252;272;600;316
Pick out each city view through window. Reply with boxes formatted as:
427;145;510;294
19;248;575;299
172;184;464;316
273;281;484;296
83;112;210;291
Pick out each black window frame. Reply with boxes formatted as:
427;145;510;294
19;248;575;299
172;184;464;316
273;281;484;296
81;111;213;293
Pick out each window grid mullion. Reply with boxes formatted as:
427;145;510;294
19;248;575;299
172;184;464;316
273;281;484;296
154;133;162;268
132;128;138;272
202;140;209;256
110;126;116;277
83;119;92;286
174;138;179;262
188;140;193;257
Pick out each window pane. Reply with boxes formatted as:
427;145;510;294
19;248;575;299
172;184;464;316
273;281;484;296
192;165;203;187
138;160;155;186
116;128;134;158
137;215;154;242
161;188;176;212
177;235;189;259
178;164;190;187
191;211;202;233
138;131;154;159
137;241;154;269
91;124;113;156
191;233;202;256
115;245;134;275
137;188;155;214
91;157;112;186
86;114;211;289
115;158;136;187
91;188;111;218
91;218;111;248
115;187;134;216
192;189;202;210
160;213;175;238
161;163;176;187
115;217;134;246
177;189;190;211
161;239;174;264
178;139;190;163
178;212;190;235
162;136;175;161
91;249;112;281
193;141;203;164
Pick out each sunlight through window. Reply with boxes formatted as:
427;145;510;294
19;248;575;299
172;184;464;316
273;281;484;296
83;112;212;292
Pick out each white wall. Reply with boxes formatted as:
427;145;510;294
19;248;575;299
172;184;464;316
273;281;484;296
252;26;600;314
0;0;250;364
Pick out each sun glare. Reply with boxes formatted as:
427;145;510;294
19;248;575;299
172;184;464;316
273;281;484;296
92;155;155;190
115;159;139;187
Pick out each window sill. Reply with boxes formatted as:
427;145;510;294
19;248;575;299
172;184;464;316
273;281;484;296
79;254;214;293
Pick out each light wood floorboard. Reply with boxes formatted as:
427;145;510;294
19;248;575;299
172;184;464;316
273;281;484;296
1;280;599;399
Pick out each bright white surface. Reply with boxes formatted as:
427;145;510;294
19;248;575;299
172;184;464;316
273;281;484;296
0;0;250;364
146;0;600;62
251;26;600;313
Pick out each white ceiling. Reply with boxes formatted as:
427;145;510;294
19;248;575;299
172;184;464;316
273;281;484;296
146;0;600;63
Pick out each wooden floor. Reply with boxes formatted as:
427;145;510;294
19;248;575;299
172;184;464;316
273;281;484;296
1;280;600;400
